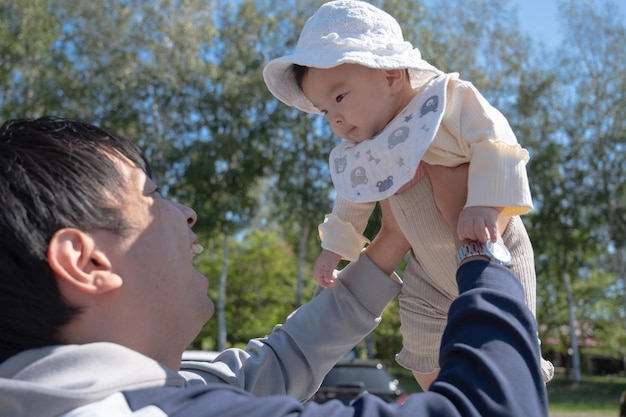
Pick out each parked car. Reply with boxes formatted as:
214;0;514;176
181;350;221;363
313;359;408;405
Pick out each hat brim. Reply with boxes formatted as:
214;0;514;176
263;47;442;114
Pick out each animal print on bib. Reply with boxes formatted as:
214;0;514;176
329;73;457;203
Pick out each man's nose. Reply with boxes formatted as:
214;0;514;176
177;202;197;227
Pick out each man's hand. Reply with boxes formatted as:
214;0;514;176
314;249;342;287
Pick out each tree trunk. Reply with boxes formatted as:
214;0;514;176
296;219;310;308
617;246;626;376
617;246;626;328
217;229;229;351
563;270;581;381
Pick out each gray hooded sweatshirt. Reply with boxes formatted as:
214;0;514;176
0;254;401;417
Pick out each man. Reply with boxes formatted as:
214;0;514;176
0;117;548;416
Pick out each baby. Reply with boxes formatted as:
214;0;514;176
263;0;553;390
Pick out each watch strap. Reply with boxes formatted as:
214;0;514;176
456;242;489;266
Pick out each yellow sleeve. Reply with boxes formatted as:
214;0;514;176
318;194;376;262
437;78;534;215
466;141;533;216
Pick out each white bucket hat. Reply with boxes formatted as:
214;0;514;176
263;0;443;114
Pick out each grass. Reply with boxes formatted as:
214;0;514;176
390;366;626;415
547;374;626;414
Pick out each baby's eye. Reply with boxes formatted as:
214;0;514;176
320;109;328;115
336;94;345;103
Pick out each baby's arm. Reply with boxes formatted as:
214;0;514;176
314;198;408;287
427;79;532;221
315;196;376;287
314;250;342;287
425;163;510;242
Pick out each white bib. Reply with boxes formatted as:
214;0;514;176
329;73;457;203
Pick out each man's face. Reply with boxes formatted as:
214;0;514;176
97;158;214;358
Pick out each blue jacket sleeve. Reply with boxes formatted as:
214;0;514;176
317;260;550;417
424;260;549;417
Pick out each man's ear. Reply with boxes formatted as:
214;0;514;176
47;228;122;294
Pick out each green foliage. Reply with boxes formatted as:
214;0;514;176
370;295;403;366
389;365;423;393
1;0;624;364
192;228;315;349
0;0;68;117
405;0;527;112
525;1;626;368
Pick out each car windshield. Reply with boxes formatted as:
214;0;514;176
321;366;395;390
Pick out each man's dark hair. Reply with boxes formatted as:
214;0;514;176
0;116;151;363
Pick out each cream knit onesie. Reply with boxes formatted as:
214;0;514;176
320;76;554;380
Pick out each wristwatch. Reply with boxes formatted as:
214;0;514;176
456;241;513;267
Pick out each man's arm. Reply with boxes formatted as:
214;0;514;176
178;259;548;417
182;252;402;399
175;165;547;416
330;261;548;417
424;260;549;416
182;202;407;400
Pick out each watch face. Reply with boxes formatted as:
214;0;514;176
485;241;512;264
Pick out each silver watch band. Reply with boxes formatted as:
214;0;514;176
456;242;488;266
456;241;513;267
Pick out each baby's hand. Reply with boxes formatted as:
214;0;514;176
457;206;503;243
314;250;342;287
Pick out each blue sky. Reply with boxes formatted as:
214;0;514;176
518;0;565;48
518;0;626;48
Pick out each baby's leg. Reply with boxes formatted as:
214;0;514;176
396;251;453;391
391;175;554;385
390;176;456;390
503;216;554;382
504;216;536;313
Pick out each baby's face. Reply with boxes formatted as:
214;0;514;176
301;64;403;142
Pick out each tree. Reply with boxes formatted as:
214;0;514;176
557;0;626;321
408;0;528;114
173;0;284;349
269;113;337;308
0;0;74;118
192;228;303;350
0;0;223;186
0;0;281;349
254;0;338;309
517;0;626;381
554;0;626;375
